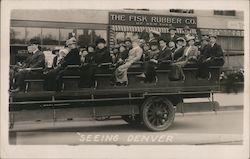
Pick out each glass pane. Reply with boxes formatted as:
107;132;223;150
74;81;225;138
26;27;42;44
60;29;74;46
93;30;107;42
10;27;26;44
77;29;92;46
42;28;59;45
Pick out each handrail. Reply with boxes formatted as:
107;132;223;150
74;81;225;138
66;65;80;68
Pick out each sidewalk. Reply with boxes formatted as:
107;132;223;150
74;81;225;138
213;92;243;106
182;92;244;112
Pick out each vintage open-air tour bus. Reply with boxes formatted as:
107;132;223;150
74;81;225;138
9;10;243;131
9;62;222;131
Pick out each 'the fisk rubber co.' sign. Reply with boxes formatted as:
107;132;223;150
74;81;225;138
109;12;197;28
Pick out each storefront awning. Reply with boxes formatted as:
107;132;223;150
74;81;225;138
111;25;197;34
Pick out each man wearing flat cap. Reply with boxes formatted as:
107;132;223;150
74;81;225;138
11;39;45;92
149;30;161;42
206;34;224;66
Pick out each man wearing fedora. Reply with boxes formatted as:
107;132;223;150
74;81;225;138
11;39;45;92
166;26;179;44
196;34;225;79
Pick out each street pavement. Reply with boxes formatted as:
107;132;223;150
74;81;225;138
9;110;243;145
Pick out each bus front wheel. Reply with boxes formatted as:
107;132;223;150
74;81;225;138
141;96;175;131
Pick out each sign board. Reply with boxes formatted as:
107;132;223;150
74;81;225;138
109;12;197;28
227;21;244;30
200;28;244;37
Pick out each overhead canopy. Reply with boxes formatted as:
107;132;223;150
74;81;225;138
110;25;197;34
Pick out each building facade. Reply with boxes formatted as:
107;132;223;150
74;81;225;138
10;9;244;69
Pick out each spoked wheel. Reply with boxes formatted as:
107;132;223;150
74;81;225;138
141;96;175;131
121;115;142;125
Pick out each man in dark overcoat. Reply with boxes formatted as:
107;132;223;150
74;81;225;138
11;39;45;92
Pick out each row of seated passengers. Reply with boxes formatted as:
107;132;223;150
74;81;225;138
10;36;224;92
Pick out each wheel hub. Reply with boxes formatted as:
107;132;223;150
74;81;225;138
156;110;163;117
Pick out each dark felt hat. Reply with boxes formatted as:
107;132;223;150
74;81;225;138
29;39;40;45
95;38;106;44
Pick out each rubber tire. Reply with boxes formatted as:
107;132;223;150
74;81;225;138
141;96;175;131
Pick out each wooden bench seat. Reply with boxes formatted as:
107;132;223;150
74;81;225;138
21;64;221;92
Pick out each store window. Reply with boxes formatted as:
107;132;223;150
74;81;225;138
42;28;59;45
60;29;74;46
214;10;236;16
93;30;107;43
26;27;42;44
77;29;107;46
77;29;92;46
114;32;140;43
170;9;194;14
10;27;26;44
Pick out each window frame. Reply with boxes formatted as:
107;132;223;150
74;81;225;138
169;9;194;14
10;26;108;47
213;10;236;16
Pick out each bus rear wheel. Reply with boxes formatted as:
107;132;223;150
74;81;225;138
141;96;175;131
